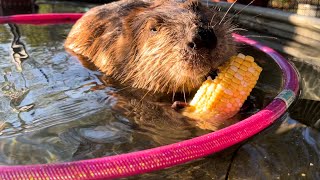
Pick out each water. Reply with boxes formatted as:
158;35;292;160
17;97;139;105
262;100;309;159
0;1;319;179
0;22;275;164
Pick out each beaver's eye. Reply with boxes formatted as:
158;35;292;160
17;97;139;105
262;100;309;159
150;26;158;33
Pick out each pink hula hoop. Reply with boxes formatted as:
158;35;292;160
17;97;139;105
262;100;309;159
0;14;299;179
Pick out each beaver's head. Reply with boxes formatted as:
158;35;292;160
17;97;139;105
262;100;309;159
65;0;237;94
117;0;237;94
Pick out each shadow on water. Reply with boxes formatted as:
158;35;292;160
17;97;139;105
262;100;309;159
0;1;319;179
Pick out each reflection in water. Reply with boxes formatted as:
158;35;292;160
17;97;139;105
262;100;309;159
289;60;320;129
9;24;29;72
290;99;320;129
292;59;320;101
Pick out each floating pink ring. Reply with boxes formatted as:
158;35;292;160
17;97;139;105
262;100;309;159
0;13;299;180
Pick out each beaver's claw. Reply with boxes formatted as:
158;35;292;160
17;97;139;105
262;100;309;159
171;101;189;111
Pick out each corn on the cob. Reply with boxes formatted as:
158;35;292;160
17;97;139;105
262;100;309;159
183;53;262;123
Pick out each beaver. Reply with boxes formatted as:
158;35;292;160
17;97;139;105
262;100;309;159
64;0;237;95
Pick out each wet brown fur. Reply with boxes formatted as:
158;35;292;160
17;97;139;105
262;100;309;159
65;0;237;94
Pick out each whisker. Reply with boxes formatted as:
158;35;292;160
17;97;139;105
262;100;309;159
172;91;176;102
128;90;150;116
251;13;263;19
210;11;218;27
183;84;187;103
224;0;255;24
116;86;131;92
227;27;248;33
218;0;238;26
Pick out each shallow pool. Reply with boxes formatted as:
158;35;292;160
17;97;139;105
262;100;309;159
0;1;319;179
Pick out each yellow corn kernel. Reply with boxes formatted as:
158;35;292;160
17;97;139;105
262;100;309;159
183;53;262;122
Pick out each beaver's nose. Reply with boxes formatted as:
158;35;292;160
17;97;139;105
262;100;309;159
187;27;217;50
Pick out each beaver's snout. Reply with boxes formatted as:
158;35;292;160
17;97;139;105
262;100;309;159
187;28;217;50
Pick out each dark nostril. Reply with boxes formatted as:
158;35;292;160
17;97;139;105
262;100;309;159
187;42;196;49
189;27;217;50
